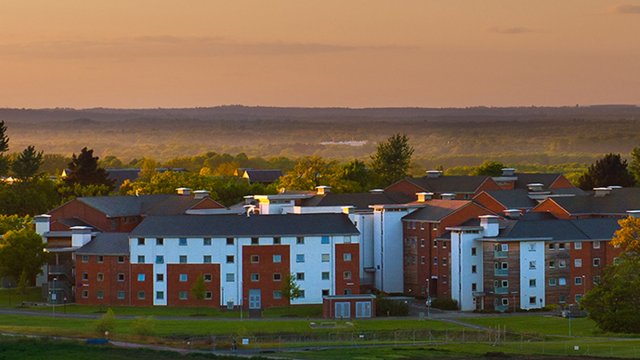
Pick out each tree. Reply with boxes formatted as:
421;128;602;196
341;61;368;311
0;229;47;285
277;156;338;191
473;161;505;176
99;155;124;169
370;134;414;187
577;153;635;190
334;159;371;192
64;147;114;190
0;176;61;216
581;255;640;333
0;214;32;233
281;273;302;303
191;274;206;300
11;146;43;180
0;120;10;176
630;147;640;186
611;216;640;255
95;308;116;334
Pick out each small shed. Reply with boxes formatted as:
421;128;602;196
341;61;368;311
322;294;376;319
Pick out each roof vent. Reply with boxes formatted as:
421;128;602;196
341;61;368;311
527;183;544;192
416;192;433;202
193;190;210;199
316;186;331;195
426;170;443;178
369;189;384;194
501;168;516;176
441;193;456;200
593;187;612;197
176;187;192;196
503;209;521;219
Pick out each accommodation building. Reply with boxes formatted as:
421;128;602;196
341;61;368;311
386;171;501;200
533;186;640;219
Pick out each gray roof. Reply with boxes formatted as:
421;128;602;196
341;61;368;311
106;168;141;189
78;194;221;217
482;189;537;209
76;233;130;255
401;175;491;194
402;200;472;222
546;188;640;215
301;192;413;211
244;169;282;183
513;173;564;190
130;213;359;238
495;217;620;241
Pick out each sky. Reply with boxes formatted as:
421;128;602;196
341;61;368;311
0;0;639;108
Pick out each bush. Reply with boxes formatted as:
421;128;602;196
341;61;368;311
430;298;458;310
131;316;155;336
376;297;409;316
94;308;116;335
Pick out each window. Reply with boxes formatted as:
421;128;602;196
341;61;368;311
420;239;425;247
97;291;104;300
443;241;447;249
203;255;212;263
549;278;557;286
558;277;567;286
179;291;188;300
226;237;234;245
273;290;282;299
575;276;583;285
203;237;211;246
529;279;536;287
251;237;259;245
501;298;509;306
137;273;145;282
420;223;425;230
273;254;282;263
250;273;260;281
296;254;305;263
501;244;509;252
558;243;566;250
117;256;125;263
179;238;187;246
433;240;438;248
559;260;566;268
296;272;305;281
156;291;164;300
322;289;330;296
179;255;187;264
97;256;104;263
155;255;164;264
421;256;426;264
81;272;88;281
138;255;145;264
117;291;125;300
321;272;330;280
549;260;555;268
442;257;447;266
501;280;509;287
156;273;164;282
251;255;260;263
433;257;438;265
471;283;477;291
593;241;601;249
575;294;583;302
529;296;536;305
81;255;89;263
205;291;213;300
559;295;566;303
471;265;477;274
528;243;536;251
273;237;281;245
593;258;601;267
226;273;235;282
156;238;164;246
296;237;304;244
273;273;282;281
574;259;582;268
322;253;330;262
117;273;125;282
204;273;212;282
344;289;353;295
82;290;89;298
548;243;555;250
179;274;188;282
321;236;330;244
501;262;508;269
138;238;145;246
593;275;601;284
226;255;234;264
343;271;352;280
343;253;352;262
471;247;477;256
529;261;536;270
138;291;145;300
574;241;582;250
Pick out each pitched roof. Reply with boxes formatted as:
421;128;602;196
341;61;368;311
545;188;640;215
78;194;223;218
301;191;413;211
513;173;564;190
481;189;537;209
402;200;471;222
106;168;141;189
130;213;359;238
76;233;129;255
243;169;283;183
402;175;491;194
495;217;620;241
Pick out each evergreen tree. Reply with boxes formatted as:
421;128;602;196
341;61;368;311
370;134;414;187
281;273;302;303
630;147;640;186
473;161;505;176
11;146;43;180
577;153;635;190
0;120;10;176
64;147;114;190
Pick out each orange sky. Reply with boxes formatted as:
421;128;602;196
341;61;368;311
1;0;639;108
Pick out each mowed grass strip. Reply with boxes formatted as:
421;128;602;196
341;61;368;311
0;287;43;307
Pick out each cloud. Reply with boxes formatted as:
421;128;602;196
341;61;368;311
613;4;640;14
0;36;415;60
488;26;535;35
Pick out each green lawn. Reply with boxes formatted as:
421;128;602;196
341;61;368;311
0;287;43;307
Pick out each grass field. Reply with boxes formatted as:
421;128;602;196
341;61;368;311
0;287;43;307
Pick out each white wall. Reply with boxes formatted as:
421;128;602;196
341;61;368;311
373;208;416;293
450;230;484;311
519;241;545;310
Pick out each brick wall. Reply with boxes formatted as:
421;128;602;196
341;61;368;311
242;245;291;309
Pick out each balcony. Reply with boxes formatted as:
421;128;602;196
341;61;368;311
494;268;509;277
494;287;509;295
49;264;71;275
494;251;508;258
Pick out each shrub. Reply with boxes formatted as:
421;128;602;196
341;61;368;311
431;298;458;310
94;308;116;335
376;297;409;316
131;316;155;336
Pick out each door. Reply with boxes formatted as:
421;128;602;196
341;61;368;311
335;302;351;319
249;289;261;309
356;301;372;318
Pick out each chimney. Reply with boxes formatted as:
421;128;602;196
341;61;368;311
342;206;354;215
316;186;331;195
426;170;443;178
176;187;192;196
34;214;51;237
441;193;456;200
593;187;612;197
527;183;544;192
627;210;640;218
416;192;433;202
369;189;384;194
501;168;516;177
71;226;92;248
479;215;500;237
193;190;210;199
503;209;521;219
243;195;254;204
